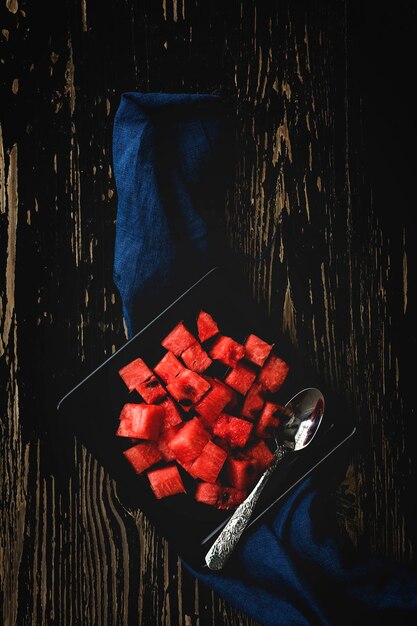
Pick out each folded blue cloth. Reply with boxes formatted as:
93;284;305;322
187;477;417;625
112;92;417;625
113;92;230;337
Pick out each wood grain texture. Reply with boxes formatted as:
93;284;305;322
0;1;415;624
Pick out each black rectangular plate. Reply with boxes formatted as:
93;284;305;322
56;267;355;571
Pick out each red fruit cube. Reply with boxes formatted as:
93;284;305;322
195;378;233;427
161;322;196;356
135;374;166;404
194;482;247;510
116;403;164;440
157;425;182;461
210;377;237;407
246;440;274;471
209;335;245;368
226;456;261;490
123;442;162;474
258;354;289;392
241;383;265;419
159;396;183;430
166;369;211;409
197;310;220;342
117;405;137;435
118;357;153;391
181;342;212;372
212;436;231;454
221;383;239;410
213;413;253;448
168;417;211;463
244;334;273;367
190;441;228;483
255;402;284;439
147;465;186;499
176;458;198;478
224;362;257;395
154;352;185;384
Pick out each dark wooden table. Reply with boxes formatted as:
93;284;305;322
1;1;415;624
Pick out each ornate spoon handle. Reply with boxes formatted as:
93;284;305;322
205;445;287;570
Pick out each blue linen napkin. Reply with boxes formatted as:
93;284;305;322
112;92;417;625
113;92;230;337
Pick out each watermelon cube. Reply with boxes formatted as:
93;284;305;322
241;383;265;419
194;482;247;510
116;403;164;440
209;335;245;368
246;440;274;470
190;441;228;483
168;417;211;463
161;322;196;356
118;357;153;391
176;458;198;478
197;310;220;343
147;465;186;499
212;436;231;454
159;396;183;430
244;334;273;367
135;374;166;404
209;377;237;407
258;354;289;392
224;362;257;395
166;369;211;408
123;442;162;474
221;382;239;410
154;352;185;384
195;378;233;427
226;456;261;490
255;402;284;438
181;342;212;372
213;413;253;448
157;425;182;461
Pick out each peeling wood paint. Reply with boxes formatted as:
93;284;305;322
303;174;310;222
273;116;292;165
0;125;5;214
172;0;178;23
2;145;18;351
81;0;88;32
0;139;30;626
65;38;76;116
282;279;297;343
281;80;291;100
6;0;18;14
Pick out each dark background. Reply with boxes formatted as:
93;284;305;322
0;1;415;624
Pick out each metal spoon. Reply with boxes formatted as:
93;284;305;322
205;387;325;571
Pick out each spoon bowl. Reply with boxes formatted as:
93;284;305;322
277;387;325;452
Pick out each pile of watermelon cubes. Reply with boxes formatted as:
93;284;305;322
117;311;289;510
